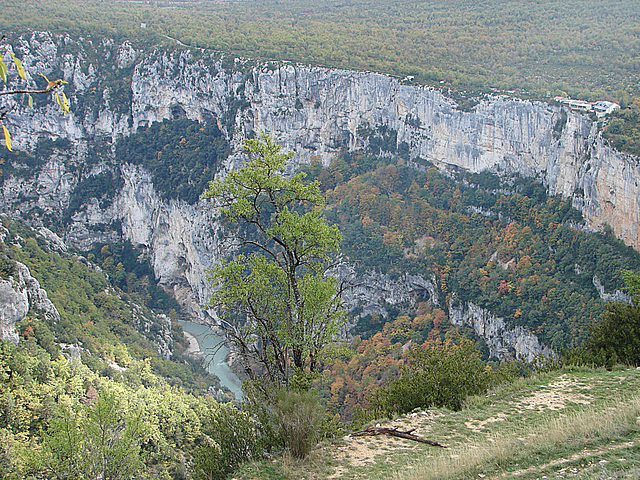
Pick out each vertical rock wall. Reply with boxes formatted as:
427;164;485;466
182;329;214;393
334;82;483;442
2;33;639;348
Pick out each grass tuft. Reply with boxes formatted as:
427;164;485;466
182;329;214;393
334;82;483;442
391;395;640;480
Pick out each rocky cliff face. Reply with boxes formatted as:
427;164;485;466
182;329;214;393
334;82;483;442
6;33;639;248
2;32;638;356
448;298;554;362
244;67;640;251
339;267;439;320
0;260;61;344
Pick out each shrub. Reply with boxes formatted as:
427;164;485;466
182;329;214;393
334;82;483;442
193;403;262;480
567;270;640;368
372;338;494;416
272;389;326;459
574;302;640;368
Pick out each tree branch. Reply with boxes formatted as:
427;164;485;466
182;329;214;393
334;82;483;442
0;88;49;96
351;426;447;447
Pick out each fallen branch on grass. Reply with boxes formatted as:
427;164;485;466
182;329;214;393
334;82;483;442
351;426;447;447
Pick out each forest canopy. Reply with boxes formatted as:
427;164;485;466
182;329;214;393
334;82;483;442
1;0;639;102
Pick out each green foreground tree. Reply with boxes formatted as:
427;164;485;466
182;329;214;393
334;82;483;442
577;270;640;367
42;392;145;480
203;134;344;394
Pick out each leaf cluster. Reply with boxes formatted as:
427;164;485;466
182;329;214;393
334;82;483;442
205;135;343;391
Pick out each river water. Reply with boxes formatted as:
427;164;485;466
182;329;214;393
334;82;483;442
179;320;243;399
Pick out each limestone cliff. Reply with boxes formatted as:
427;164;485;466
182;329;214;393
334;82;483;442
339;266;439;320
448;298;554;362
0;261;61;344
5;33;638;249
2;31;638;358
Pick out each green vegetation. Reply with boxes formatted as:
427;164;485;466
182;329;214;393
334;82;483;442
304;150;640;350
0;337;258;479
0;217;269;478
235;367;640;480
0;137;67;183
2;0;639;102
568;270;640;368
85;241;181;314
42;391;145;479
372;338;500;416
116;118;231;204
602;101;640;157
2;1;640;471
272;389;327;459
65;170;123;222
204;135;344;392
204;135;343;458
0;217;217;389
191;403;263;480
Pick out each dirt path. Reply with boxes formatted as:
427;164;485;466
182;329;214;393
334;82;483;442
325;371;636;479
496;440;638;478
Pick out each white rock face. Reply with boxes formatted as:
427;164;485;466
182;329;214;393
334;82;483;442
2;32;640;342
0;262;61;344
0;279;29;344
448;299;554;361
340;268;439;319
129;58;640;250
244;67;640;249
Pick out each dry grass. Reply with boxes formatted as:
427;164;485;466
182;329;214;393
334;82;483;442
391;394;640;480
233;367;640;480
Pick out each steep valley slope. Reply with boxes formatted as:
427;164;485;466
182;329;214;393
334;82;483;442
2;31;640;358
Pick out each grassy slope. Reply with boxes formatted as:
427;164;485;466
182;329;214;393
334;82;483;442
236;366;640;479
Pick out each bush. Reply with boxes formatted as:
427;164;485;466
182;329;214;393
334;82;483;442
272;389;326;459
193;403;262;480
566;270;640;368
372;338;494;416
572;302;640;368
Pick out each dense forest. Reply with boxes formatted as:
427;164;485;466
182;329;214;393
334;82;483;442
300;149;640;420
1;0;639;102
316;154;639;348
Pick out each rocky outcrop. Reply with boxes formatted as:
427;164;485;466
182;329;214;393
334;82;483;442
0;262;61;344
4;32;639;251
448;298;554;362
2;32;639;351
592;274;632;303
131;310;174;360
340;267;439;319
